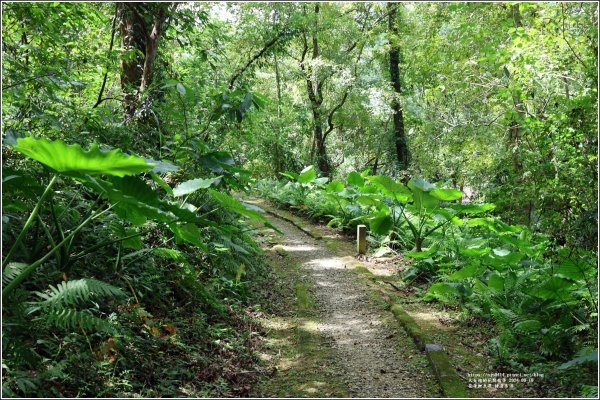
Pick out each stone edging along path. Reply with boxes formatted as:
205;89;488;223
261;203;468;398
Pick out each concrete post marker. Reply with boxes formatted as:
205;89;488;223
357;224;366;254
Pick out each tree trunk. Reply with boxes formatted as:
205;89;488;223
118;3;145;124
387;2;409;171
117;2;171;124
140;5;168;93
273;52;283;173
300;4;331;177
508;4;525;171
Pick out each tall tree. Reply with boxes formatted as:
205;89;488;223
118;2;172;124
300;4;330;175
387;2;409;171
299;3;366;176
507;3;525;172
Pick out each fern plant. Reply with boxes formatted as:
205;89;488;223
27;278;126;333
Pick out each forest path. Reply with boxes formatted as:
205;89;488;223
247;198;440;398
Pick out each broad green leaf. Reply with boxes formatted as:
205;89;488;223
84;176;175;225
347;171;364;187
150;172;173;196
369;213;393;235
529;277;574;299
405;246;438;258
15;137;151;178
208;189;266;223
460;247;490;256
427;282;459;298
408;178;436;192
492;248;511;257
409;188;439;211
434;208;462;224
279;172;298;181
450;203;496;215
558;348;598;370
472;278;489;293
373;247;392;257
143;158;179;173
487;274;505;291
367;175;411;202
430;188;463;201
554;259;586;281
355;195;377;206
326;180;345;193
447;264;482;281
468;217;496;229
297;166;316;184
169;223;207;251
173;177;219;197
111;223;143;250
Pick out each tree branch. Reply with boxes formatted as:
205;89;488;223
228;30;290;90
92;3;118;109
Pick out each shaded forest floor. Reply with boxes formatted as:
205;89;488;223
245;198;541;398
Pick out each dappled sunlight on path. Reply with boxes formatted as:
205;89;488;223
260;212;439;398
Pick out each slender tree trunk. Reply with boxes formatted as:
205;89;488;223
140;5;168;93
508;4;525;171
273;52;283;173
388;2;409;171
117;2;171;124
300;4;331;176
118;3;145;124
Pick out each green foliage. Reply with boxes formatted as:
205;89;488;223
14;137;152;178
172;177;220;197
32;278;126;309
255;169;597;395
1;1;597;397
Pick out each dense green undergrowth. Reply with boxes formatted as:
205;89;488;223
254;168;598;398
2;136;275;397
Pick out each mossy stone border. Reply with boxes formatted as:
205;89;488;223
352;265;469;398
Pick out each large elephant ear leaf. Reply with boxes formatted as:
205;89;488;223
208;189;281;233
347;171;364;188
430;188;463;201
408;179;436;192
370;213;393;235
209;189;267;222
173;177;220;197
297;165;317;184
14;137;152;178
366;175;411;202
408;185;439;211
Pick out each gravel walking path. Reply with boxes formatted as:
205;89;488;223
262;210;438;398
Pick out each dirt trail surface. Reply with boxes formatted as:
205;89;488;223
251;199;439;398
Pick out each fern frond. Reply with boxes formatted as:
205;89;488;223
2;262;28;287
491;307;519;326
42;308;114;333
33;278;125;309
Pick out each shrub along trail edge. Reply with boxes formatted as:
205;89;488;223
246;197;443;398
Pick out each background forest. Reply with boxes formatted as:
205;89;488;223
1;1;598;398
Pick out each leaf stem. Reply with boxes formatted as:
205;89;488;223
2;205;113;301
3;174;58;270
